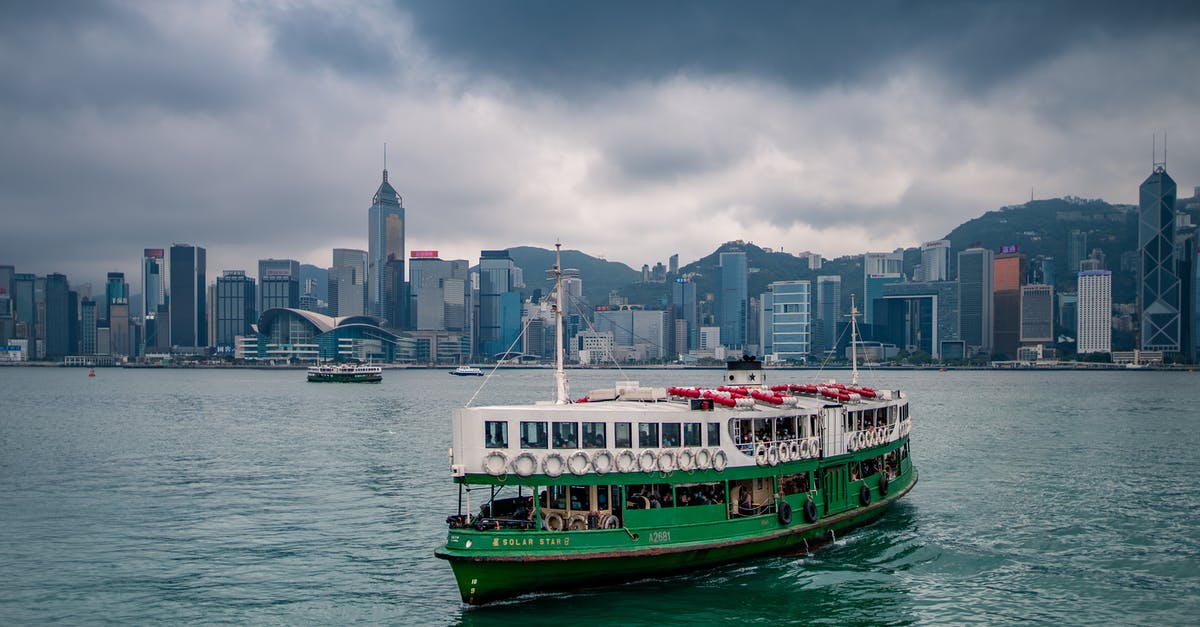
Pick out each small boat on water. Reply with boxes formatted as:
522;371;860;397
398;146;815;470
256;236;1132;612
434;245;918;604
88;368;96;378
450;366;485;377
306;363;383;383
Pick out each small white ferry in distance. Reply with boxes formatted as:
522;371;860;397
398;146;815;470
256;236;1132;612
450;366;485;377
306;363;383;383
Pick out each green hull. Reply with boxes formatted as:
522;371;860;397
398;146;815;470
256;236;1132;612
437;460;917;604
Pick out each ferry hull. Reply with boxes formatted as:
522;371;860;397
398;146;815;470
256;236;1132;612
437;469;916;604
306;374;382;383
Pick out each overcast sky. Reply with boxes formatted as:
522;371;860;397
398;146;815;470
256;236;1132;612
2;1;1199;292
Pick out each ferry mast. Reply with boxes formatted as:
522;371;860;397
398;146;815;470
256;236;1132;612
848;294;860;386
548;242;570;404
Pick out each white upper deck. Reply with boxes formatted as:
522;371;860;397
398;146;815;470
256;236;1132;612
449;375;910;479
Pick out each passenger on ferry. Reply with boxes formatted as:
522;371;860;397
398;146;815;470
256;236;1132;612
738;491;753;516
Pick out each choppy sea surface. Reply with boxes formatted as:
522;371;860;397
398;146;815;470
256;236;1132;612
1;366;1198;625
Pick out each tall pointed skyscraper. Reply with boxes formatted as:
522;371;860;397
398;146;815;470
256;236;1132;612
1138;162;1179;353
368;151;405;327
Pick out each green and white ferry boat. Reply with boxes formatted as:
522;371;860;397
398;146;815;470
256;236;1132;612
435;246;917;604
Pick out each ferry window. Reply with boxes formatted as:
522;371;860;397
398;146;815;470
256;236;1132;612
707;422;721;446
662;423;681;447
484;421;508;448
780;472;810;495
548;485;566;509
615;422;633;448
569;486;592;512
638;423;660;448
683;423;702;447
597;486;611;511
552;422;579;449
520;421;548;448
582;422;606;448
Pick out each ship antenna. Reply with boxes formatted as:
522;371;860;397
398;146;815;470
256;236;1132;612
548;241;570;404
848;294;860;386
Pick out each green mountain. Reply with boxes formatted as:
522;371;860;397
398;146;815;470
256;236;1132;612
505;246;641;307
503;194;1199;314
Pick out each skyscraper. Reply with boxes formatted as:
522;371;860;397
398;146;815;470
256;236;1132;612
1019;284;1054;345
104;272;127;323
169;243;207;348
1138;164;1180;353
329;248;367;317
671;276;699;352
719;251;747;349
409;252;470;332
763;280;811;361
816;275;842;355
993;249;1025;359
958;248;995;358
44;273;71;359
1067;229;1088;275
920;240;951;282
863;251;903;326
368;165;405;325
13;273;34;340
80;297;96;355
258;258;300;315
477;250;520;357
215;270;256;354
143;249;164;319
1077;270;1112;354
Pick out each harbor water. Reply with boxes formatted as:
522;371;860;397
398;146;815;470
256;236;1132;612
1;367;1197;625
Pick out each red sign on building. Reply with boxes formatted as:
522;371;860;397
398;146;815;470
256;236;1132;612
410;250;439;258
144;248;165;258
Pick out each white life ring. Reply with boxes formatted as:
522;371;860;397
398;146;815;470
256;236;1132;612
712;449;728;472
567;514;588;530
510;452;537;477
754;442;768;466
800;439;811;458
638;449;658;473
847;433;859;451
483;450;508;476
591;450;614;475
694;448;712;469
657;449;677;473
542;452;565;478
766;443;780;467
776;441;791;463
615;449;637;473
601;514;620;529
788;440;801;461
567;450;590;476
545;512;564;531
677;449;695;471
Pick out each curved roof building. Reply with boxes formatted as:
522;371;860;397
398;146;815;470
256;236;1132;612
256;308;406;362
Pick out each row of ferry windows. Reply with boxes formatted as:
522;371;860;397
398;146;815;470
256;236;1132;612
484;420;722;450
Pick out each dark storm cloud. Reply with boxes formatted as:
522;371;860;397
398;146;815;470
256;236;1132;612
2;1;1199;288
265;4;402;77
401;0;1200;95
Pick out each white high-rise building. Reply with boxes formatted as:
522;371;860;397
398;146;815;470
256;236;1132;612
920;240;951;281
1077;270;1112;354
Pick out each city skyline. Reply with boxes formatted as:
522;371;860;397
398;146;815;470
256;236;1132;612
1;2;1198;290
